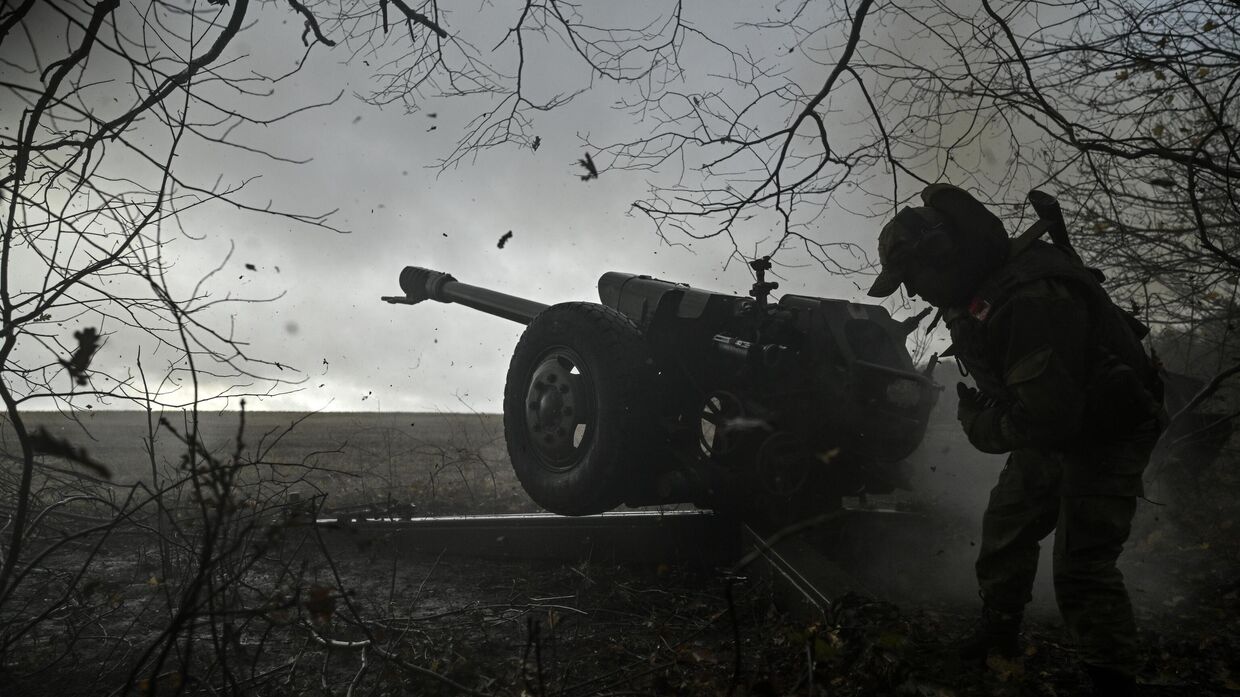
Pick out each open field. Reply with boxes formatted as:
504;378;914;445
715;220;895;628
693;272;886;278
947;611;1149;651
0;409;1237;695
3;411;532;516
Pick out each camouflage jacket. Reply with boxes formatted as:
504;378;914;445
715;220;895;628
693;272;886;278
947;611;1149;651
945;240;1163;494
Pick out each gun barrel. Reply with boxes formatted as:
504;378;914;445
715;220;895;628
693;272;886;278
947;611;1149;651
388;266;548;325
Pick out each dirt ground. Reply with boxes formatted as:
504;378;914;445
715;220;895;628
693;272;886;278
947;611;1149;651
0;410;1237;696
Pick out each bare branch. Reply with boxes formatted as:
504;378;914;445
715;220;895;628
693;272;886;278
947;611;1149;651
386;0;447;39
287;0;337;47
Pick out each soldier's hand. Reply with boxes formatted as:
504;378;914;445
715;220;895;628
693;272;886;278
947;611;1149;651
956;382;984;428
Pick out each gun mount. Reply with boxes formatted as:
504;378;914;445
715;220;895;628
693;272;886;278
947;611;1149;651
384;263;939;522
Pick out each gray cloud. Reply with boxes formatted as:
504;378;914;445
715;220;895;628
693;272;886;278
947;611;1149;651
10;1;944;413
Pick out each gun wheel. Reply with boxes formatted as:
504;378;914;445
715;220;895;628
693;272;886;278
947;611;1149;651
504;302;655;516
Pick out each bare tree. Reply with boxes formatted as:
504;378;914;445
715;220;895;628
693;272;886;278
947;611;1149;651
304;0;1237;403
0;0;353;689
0;0;356;589
297;0;881;271
846;1;1238;411
2;0;1235;688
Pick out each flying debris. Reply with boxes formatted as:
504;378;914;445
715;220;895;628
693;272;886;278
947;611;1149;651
531;136;541;151
577;152;599;181
245;263;256;271
60;328;101;386
498;230;514;249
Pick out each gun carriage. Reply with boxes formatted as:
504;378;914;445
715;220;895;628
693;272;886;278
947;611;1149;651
384;258;939;522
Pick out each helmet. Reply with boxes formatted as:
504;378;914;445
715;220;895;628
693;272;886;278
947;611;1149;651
868;206;952;298
868;184;1010;305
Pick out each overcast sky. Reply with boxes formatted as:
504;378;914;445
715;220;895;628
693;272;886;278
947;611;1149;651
9;0;956;413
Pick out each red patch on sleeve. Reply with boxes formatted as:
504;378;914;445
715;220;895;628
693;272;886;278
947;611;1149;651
968;297;992;322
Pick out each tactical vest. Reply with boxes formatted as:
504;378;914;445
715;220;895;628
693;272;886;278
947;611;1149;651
948;239;1163;439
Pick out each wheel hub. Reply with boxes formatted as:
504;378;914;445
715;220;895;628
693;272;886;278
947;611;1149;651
525;350;590;468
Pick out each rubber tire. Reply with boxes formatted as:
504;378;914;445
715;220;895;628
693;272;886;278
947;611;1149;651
503;302;653;516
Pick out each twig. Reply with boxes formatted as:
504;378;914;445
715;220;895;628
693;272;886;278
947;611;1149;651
724;577;743;697
345;645;368;697
386;0;448;38
302;622;489;696
1167;359;1240;432
287;0;336;46
523;617;547;697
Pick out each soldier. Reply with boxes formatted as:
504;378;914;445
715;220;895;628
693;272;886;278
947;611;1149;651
867;184;1163;697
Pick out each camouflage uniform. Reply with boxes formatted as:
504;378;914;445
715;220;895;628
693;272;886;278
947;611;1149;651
946;238;1163;676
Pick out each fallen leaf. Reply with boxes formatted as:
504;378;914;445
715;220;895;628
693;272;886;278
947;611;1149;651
305;586;336;623
986;654;1025;681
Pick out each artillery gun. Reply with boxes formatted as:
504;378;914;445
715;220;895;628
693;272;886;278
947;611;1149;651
383;259;939;522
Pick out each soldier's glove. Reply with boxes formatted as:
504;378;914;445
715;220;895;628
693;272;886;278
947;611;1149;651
956;382;985;431
956;382;1011;454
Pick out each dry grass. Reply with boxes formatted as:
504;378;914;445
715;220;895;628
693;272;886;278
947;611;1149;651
1;409;1237;696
